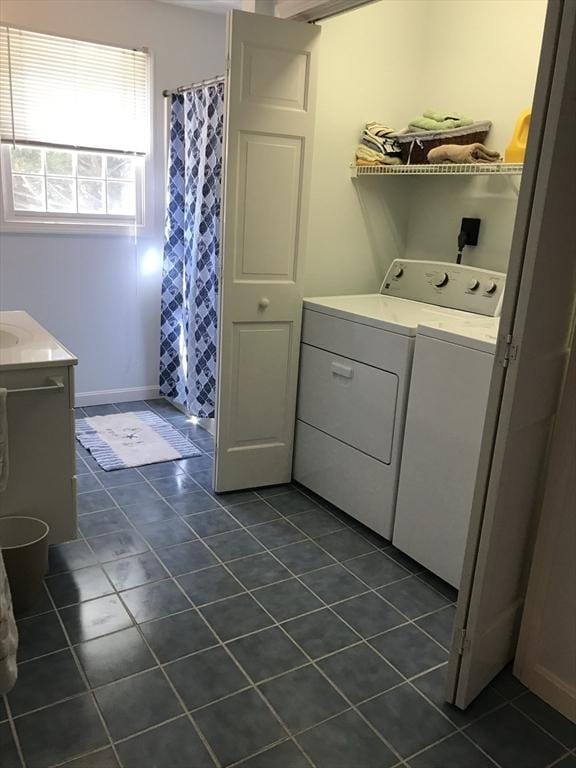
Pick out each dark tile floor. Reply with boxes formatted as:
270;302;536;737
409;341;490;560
2;399;574;767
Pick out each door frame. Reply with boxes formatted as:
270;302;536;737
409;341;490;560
274;0;377;23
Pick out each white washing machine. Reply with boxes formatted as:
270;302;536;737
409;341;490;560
293;259;505;540
393;316;500;587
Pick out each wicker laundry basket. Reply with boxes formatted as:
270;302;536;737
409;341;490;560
396;121;492;164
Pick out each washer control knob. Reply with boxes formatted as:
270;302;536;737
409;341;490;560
392;265;404;279
485;281;498;294
434;272;449;288
468;279;480;291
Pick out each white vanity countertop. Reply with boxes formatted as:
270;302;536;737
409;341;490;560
0;311;78;370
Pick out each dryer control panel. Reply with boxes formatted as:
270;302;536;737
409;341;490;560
380;260;506;316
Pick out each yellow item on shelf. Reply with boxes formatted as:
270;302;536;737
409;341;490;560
505;109;531;163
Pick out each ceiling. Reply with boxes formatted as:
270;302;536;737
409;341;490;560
156;0;242;13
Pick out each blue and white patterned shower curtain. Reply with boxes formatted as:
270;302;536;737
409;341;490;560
159;82;224;418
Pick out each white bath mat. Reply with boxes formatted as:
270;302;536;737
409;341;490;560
76;411;201;471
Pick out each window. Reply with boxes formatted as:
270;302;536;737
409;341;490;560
0;26;149;230
7;146;140;218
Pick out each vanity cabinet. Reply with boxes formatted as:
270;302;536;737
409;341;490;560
0;312;77;544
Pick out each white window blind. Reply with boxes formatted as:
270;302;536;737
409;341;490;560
0;26;149;154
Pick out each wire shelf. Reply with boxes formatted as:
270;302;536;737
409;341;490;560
350;162;524;177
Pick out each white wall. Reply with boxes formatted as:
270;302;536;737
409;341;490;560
0;0;226;403
0;0;548;398
403;0;547;272
304;0;547;295
303;0;428;296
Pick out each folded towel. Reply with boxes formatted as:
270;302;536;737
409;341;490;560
355;145;402;166
0;389;8;494
365;122;401;139
359;122;403;164
409;112;473;132
0;551;18;694
427;143;501;164
473;144;501;162
362;132;402;156
423;110;473;124
361;135;386;154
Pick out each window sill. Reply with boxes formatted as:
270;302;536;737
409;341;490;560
1;218;149;236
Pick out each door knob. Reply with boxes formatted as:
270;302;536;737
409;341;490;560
258;297;270;310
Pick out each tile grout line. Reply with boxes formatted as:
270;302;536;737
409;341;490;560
109;465;327;768
32;471;453;765
508;698;576;752
8;637;447;725
13;587;455;716
32;572;454;684
290;482;458;601
18;519;447;683
39;579;124;768
113;551;316;767
79;406;426;604
72;404;540;764
6;653;511;768
68;540;223;767
401;727;502;768
40;545;446;635
30;402;524;766
57;419;225;767
184;493;518;766
67;451;226;767
71;437;368;767
245;497;463;645
73;402;358;765
135;478;447;764
178;502;422;766
545;752;575;768
78;436;312;768
77;405;567;765
3;699;26;768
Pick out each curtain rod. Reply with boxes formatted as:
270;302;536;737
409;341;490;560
163;75;225;98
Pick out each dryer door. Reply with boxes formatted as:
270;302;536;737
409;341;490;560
297;344;398;464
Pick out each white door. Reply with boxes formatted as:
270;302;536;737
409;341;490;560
215;10;320;492
447;0;576;709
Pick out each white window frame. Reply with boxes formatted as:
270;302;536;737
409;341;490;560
0;145;149;235
0;26;153;236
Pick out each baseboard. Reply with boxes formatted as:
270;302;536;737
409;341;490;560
197;417;216;436
75;386;160;408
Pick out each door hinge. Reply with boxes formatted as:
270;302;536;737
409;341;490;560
500;333;518;368
456;627;468;655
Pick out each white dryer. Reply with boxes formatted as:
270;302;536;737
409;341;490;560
293;259;505;540
393;315;500;588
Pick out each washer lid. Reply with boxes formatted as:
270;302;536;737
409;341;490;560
417;316;500;353
303;294;481;336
